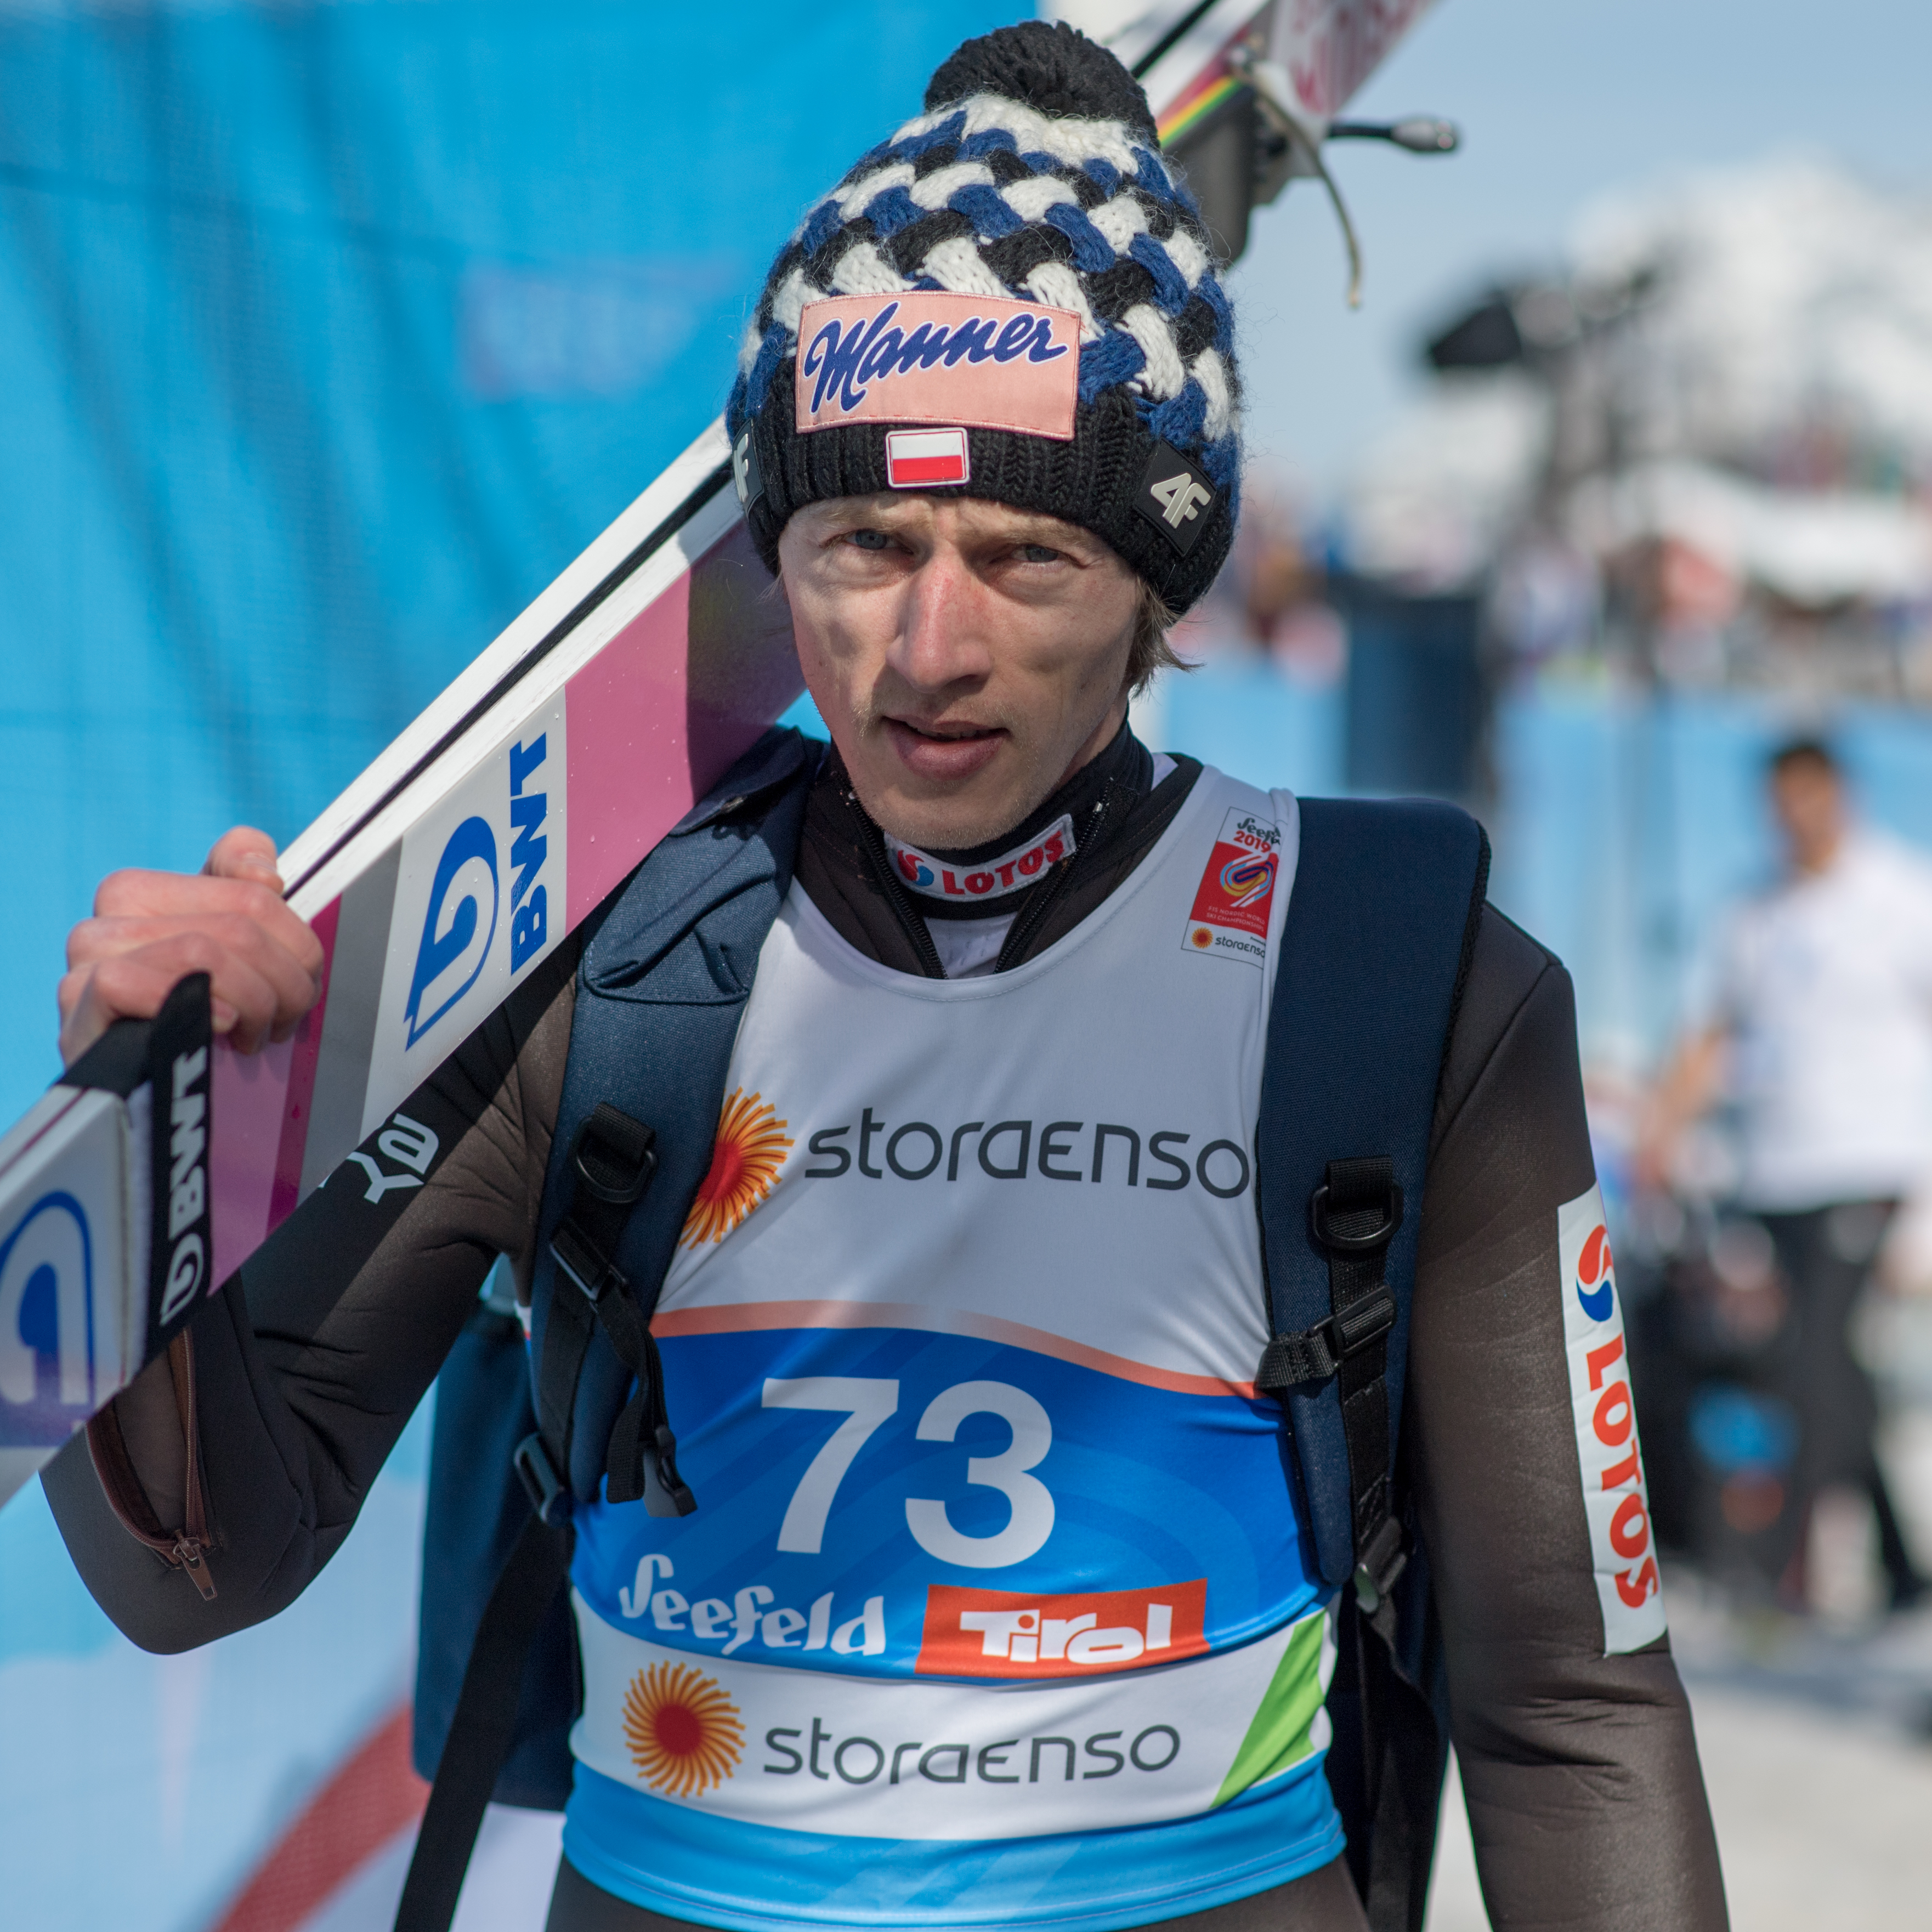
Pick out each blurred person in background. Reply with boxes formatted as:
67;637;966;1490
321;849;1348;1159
1640;738;1932;1610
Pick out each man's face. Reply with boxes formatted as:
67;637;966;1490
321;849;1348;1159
1770;758;1846;875
778;494;1142;851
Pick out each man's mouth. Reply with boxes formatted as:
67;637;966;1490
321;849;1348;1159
882;716;1006;780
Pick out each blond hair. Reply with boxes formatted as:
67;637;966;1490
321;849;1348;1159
1128;578;1189;695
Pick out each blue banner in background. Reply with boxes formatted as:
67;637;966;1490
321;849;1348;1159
0;8;1012;1928
0;0;1014;1128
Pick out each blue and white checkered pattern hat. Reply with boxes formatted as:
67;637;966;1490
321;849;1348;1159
726;21;1242;612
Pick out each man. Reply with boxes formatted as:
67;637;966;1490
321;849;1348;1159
45;24;1725;1932
1642;737;1932;1610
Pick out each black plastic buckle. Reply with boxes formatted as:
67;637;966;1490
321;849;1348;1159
1312;1290;1397;1367
570;1109;658;1205
514;1432;571;1527
1352;1514;1408;1614
550;1217;625;1305
1311;1181;1404;1252
649;1423;698;1519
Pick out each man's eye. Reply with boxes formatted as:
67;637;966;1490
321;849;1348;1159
846;528;895;552
1017;543;1062;564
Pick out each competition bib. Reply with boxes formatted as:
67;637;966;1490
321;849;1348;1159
561;771;1349;1929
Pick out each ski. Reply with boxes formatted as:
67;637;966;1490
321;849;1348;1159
0;429;796;1503
0;0;1446;1506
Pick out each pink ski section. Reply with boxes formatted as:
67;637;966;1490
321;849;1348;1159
650;1299;1259;1401
271;896;341;1231
205;521;795;1296
566;523;791;927
208;897;339;1289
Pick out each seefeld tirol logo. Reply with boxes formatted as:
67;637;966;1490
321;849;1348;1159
1557;1186;1668;1654
375;707;565;1119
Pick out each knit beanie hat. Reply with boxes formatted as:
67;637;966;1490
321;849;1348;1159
726;19;1241;614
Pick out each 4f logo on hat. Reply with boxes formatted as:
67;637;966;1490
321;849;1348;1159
1135;443;1216;555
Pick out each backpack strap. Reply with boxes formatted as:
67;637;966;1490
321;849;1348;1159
1256;796;1487;1598
525;723;816;1508
1254;795;1487;1932
528;1100;693;1519
399;726;816;1932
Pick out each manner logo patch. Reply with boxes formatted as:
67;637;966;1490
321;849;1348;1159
795;292;1079;439
1182;808;1281;967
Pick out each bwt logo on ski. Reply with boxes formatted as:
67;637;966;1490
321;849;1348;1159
403;733;551;1049
507;733;551;972
406;816;497;1047
0;1192;94;1418
160;1045;211;1328
916;1579;1207;1681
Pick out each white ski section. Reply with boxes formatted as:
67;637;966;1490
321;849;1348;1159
1137;0;1270;116
0;1086;145;1506
279;417;732;903
1049;2;1226;80
287;475;740;926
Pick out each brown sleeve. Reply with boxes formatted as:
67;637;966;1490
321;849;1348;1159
1407;905;1728;1930
41;941;579;1654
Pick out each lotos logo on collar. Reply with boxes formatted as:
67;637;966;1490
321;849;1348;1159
795;292;1079;439
887;814;1077;903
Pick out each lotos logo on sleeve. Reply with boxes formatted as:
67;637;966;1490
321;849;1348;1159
1559;1186;1668;1654
795;293;1080;440
916;1579;1208;1681
1182;809;1281;967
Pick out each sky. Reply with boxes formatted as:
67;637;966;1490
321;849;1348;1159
1228;0;1932;498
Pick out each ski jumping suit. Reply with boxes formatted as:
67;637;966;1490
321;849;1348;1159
46;730;1728;1931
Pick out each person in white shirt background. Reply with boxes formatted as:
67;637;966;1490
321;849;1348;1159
1641;736;1932;1610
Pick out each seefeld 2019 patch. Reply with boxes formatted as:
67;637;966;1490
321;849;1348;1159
1183;808;1282;966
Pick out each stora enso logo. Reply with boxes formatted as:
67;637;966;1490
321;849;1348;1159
404;734;551;1049
0;1192;95;1418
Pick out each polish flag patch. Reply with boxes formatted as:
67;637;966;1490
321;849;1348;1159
885;426;970;489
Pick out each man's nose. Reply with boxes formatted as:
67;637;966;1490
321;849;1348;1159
889;547;992;691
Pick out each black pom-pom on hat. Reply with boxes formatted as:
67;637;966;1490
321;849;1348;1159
923;18;1158;143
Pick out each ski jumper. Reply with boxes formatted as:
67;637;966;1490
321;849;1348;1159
46;741;1730;1930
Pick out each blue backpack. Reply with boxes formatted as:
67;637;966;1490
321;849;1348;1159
400;727;1487;1932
